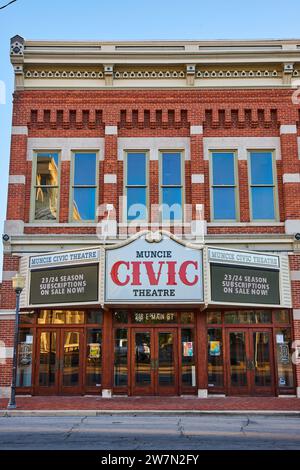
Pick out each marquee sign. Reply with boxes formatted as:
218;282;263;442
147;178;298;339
28;248;100;307
29;248;100;269
208;247;281;306
22;236;290;309
105;235;204;304
30;264;99;305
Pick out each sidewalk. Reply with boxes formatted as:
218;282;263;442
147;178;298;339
1;396;300;415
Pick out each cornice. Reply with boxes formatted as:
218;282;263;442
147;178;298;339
10;36;300;90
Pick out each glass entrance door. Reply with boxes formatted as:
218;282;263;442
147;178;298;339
60;329;83;394
251;330;274;395
131;328;178;395
155;329;178;395
226;329;274;395
132;329;154;395
35;328;84;395
36;329;59;395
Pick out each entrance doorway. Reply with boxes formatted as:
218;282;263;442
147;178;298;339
35;328;84;395
113;310;197;396
131;328;178;395
226;328;275;396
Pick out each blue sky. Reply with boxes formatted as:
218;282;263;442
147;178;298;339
1;0;300;274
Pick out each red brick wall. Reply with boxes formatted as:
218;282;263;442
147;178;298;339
5;88;300;232
1;87;300;393
0;321;14;387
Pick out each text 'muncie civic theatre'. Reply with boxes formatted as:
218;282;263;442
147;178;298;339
1;36;300;399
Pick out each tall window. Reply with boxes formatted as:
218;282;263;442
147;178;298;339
71;152;97;221
211;152;238;221
126;152;148;221
32;152;60;221
160;152;183;221
249;151;277;220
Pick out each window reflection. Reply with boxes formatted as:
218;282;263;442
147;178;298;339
19;312;35;324
274;310;290;323
224;311;271;324
253;332;272;387
114;311;128;324
114;329;128;386
38;310;84;324
229;331;247;386
181;329;195;387
135;332;151;386
126;152;147;221
38;310;65;324
161;152;183;221
207;312;222;324
72;153;97;221
87;310;103;324
211;152;237;220
34;153;59;220
208;328;223;387
63;331;80;387
17;329;33;387
86;329;102;387
250;152;276;220
158;332;174;386
275;328;294;388
181;312;195;324
38;331;56;387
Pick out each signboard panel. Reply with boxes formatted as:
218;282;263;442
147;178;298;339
30;264;99;305
208;248;279;269
105;236;203;303
210;264;280;305
29;249;100;269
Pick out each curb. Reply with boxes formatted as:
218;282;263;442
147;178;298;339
1;410;300;417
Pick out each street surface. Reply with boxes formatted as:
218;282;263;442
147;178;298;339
0;414;299;450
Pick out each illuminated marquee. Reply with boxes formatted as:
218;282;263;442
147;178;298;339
105;235;203;303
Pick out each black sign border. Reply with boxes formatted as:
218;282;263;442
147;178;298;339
210;262;281;306
29;263;99;306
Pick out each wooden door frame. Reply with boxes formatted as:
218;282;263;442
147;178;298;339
130;326;179;396
225;328;252;396
249;327;275;396
34;328;60;396
59;328;85;395
225;327;276;396
131;327;155;396
34;327;85;396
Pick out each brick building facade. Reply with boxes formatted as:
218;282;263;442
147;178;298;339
0;36;300;399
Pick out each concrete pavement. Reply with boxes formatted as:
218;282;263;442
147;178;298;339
0;415;299;450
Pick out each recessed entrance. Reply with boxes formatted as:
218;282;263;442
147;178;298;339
35;328;84;395
132;328;178;395
226;328;275;396
113;310;197;396
16;308;295;397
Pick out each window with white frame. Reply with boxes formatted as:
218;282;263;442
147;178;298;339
126;152;148;221
210;151;238;221
249;151;277;220
71;152;97;221
160;151;183;221
32;152;60;221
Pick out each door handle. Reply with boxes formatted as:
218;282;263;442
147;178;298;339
151;359;159;370
246;359;255;370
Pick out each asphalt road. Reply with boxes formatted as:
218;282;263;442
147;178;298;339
0;414;299;450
